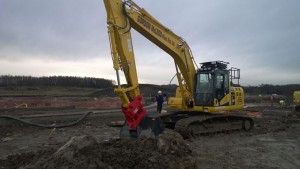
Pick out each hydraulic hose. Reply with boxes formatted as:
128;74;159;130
0;111;92;128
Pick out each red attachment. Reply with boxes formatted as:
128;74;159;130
121;95;147;129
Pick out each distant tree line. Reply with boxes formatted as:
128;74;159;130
0;75;113;88
243;84;300;96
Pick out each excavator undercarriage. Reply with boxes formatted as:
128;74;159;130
161;112;254;139
119;110;254;139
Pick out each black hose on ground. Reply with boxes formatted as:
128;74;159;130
0;111;92;128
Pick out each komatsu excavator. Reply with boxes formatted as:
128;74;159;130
103;0;254;139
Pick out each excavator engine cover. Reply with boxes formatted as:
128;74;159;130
120;116;164;139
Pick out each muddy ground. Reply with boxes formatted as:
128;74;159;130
0;101;300;169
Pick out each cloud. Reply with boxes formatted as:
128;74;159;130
0;0;108;60
0;0;300;85
0;57;115;79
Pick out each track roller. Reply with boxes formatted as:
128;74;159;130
174;115;254;139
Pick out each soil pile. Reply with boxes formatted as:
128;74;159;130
0;131;197;169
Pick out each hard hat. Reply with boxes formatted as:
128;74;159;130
158;91;162;94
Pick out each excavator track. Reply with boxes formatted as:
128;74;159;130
174;115;254;139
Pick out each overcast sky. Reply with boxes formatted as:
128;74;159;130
0;0;299;86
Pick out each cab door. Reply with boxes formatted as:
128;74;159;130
215;71;229;105
194;73;214;106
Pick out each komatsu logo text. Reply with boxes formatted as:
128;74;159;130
137;16;175;46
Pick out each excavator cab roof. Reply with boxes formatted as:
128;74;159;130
198;61;229;72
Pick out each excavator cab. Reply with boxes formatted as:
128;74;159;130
195;61;230;106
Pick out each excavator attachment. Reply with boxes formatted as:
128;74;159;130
121;95;147;129
119;95;164;139
120;116;165;139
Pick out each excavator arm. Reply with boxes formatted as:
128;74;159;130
104;0;147;130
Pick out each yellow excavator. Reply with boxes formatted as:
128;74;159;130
103;0;253;138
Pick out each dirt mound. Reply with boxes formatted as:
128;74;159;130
0;131;197;169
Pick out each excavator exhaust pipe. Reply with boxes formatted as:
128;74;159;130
120;116;165;139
